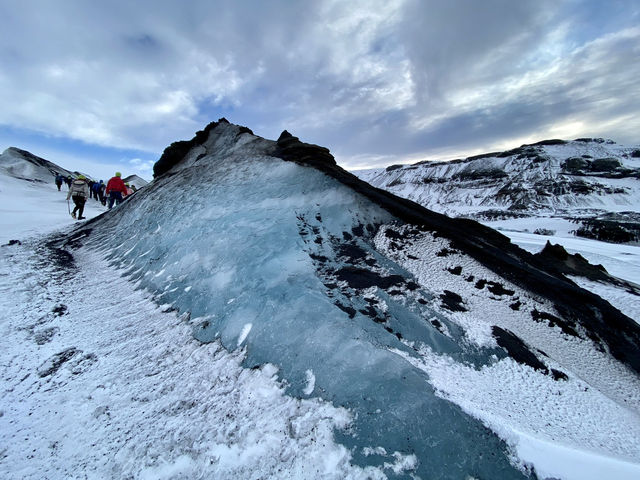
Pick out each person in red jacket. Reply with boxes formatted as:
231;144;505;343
105;172;128;209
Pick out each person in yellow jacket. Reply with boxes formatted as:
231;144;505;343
67;175;90;220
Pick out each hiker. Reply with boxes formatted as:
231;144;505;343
87;180;95;199
106;172;128;209
97;180;106;205
125;183;134;197
91;181;101;201
55;174;64;191
66;175;90;220
65;176;72;188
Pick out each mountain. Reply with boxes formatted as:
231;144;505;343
0;147;76;183
29;119;639;479
122;174;148;188
358;139;640;243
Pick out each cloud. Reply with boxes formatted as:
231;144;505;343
128;157;155;176
0;0;638;172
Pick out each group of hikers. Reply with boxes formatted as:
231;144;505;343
56;172;137;220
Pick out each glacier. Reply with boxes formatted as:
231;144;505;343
65;121;525;478
51;120;640;479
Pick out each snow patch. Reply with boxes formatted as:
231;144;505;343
303;369;316;395
237;323;252;346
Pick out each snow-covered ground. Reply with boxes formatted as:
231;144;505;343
355;139;640;329
480;216;640;323
355;139;640;298
1;164;640;479
0;173;107;244
374;225;640;480
518;231;639;286
0;177;389;478
0;239;382;479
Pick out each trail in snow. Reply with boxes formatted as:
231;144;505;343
0;173;107;245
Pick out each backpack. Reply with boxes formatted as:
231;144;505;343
71;180;87;197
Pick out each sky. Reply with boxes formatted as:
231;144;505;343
0;0;639;181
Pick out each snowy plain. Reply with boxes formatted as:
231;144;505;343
1;157;639;479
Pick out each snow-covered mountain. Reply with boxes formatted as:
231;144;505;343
358;139;640;244
0;147;76;183
5;119;635;478
122;174;148;188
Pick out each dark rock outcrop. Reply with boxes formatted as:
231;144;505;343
535;241;609;282
591;158;622;171
275;130;336;168
575;215;640;244
492;326;548;373
153;118;255;178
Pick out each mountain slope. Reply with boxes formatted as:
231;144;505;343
359;139;640;213
0;156;107;244
35;120;638;478
122;174;148;188
0;147;76;183
359;139;640;244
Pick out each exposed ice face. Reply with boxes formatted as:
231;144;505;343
83;131;529;478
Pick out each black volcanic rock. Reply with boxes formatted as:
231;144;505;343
535;241;608;282
591;158;622;171
275;130;336;167
492;326;548;374
530;139;567;146
153;118;255;178
576;216;640;244
153;119;226;178
562;157;590;171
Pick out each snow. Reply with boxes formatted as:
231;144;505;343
374;224;640;480
2;130;640;480
0;214;382;479
303;369;316;396
515;433;640;480
0;172;107;245
485;220;640;322
355;138;640;322
237;323;253;346
394;347;640;480
567;276;640;325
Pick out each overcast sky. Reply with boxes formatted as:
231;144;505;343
1;0;639;180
